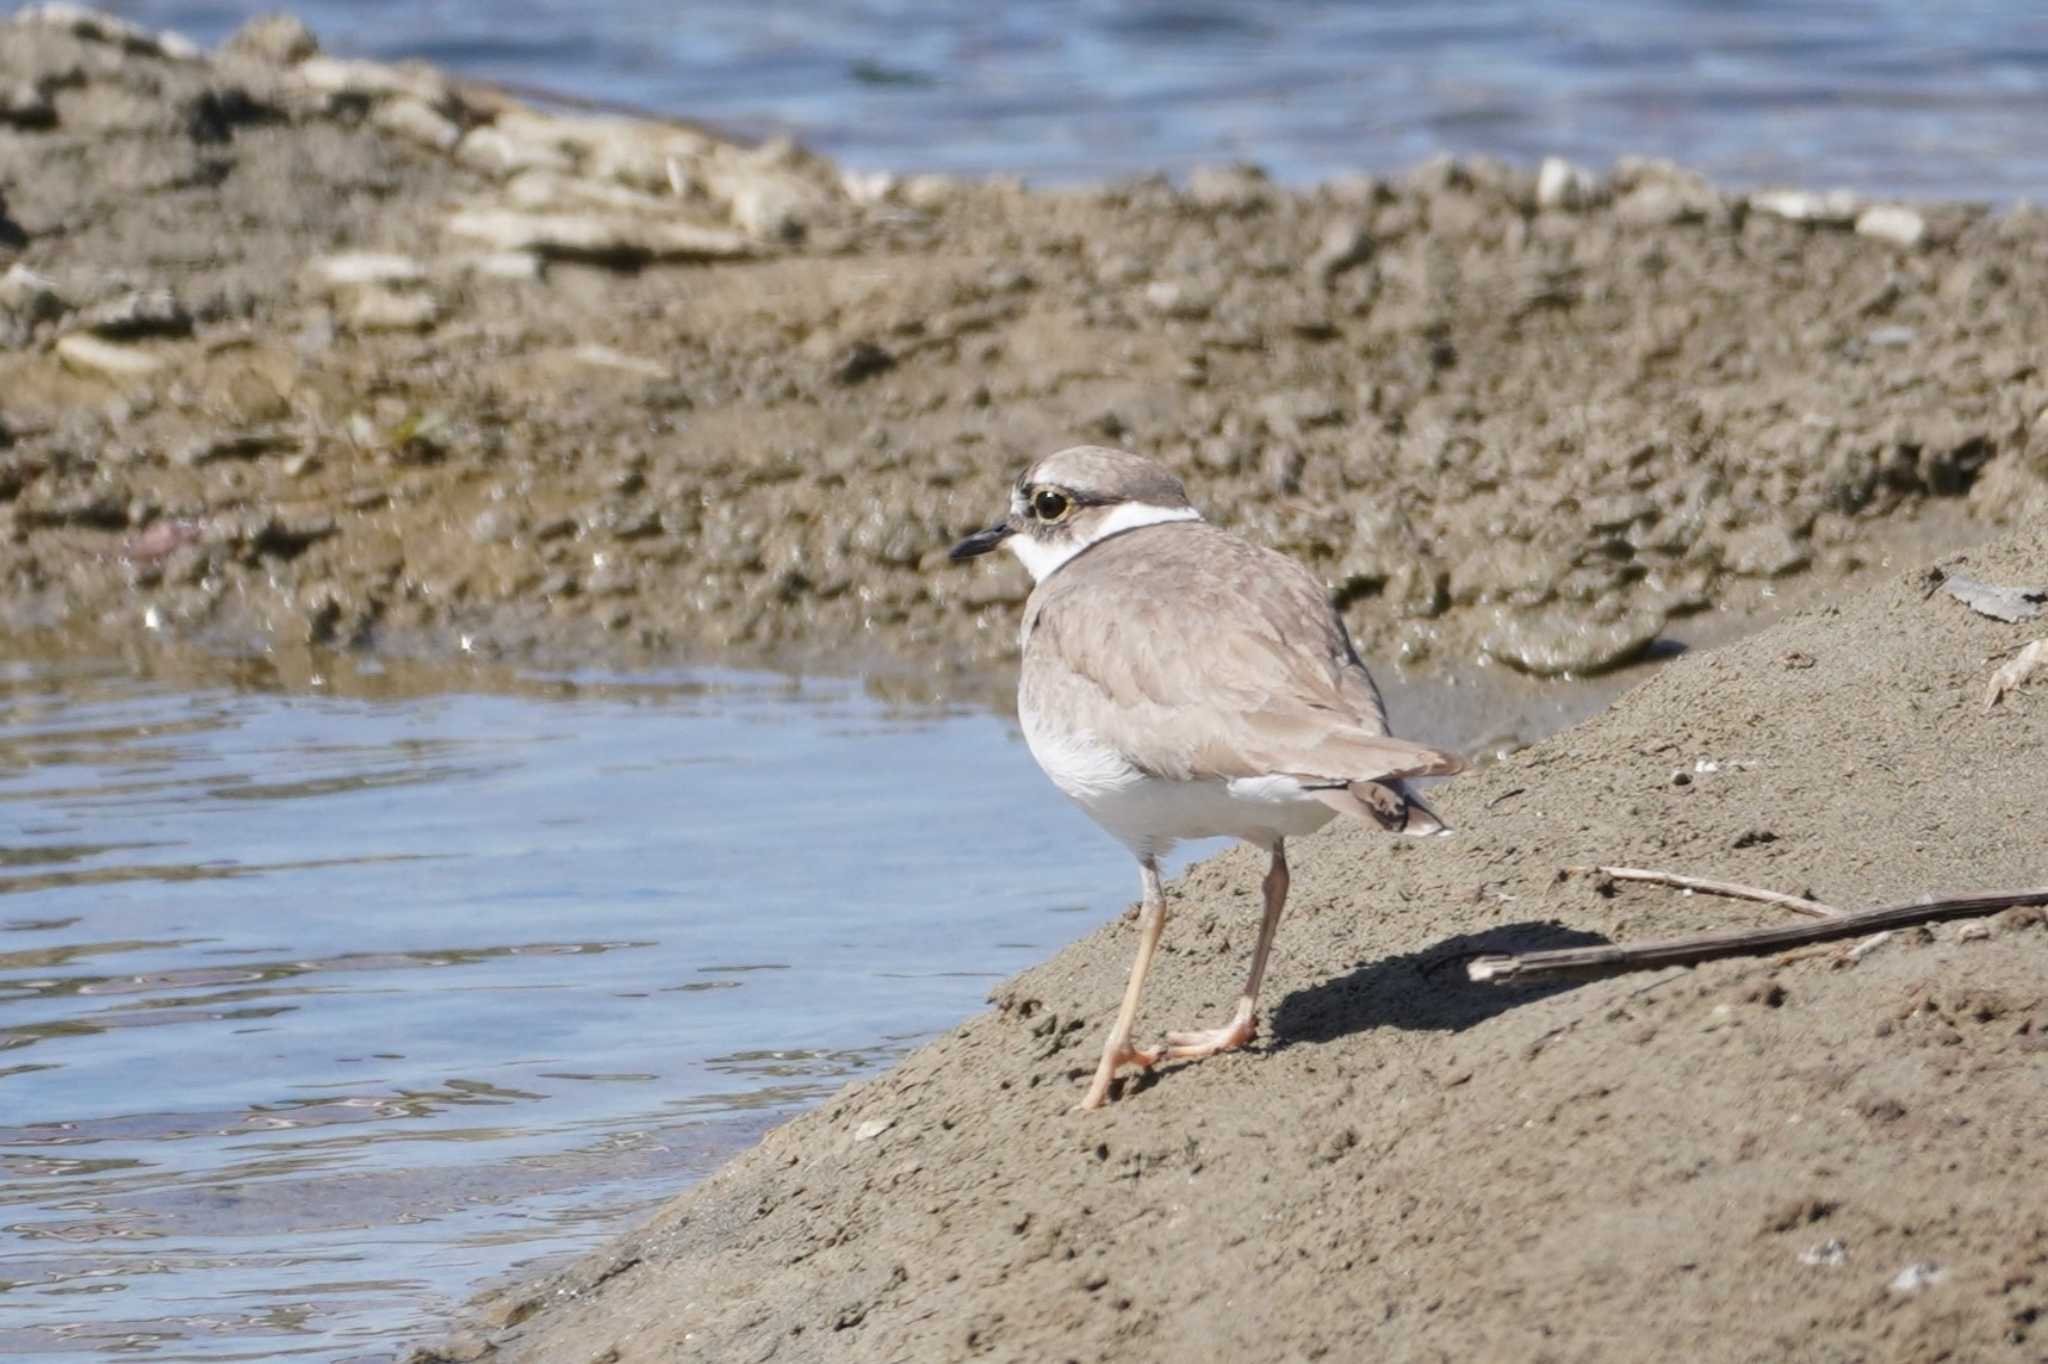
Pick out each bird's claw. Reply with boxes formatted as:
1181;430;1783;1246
1076;1043;1163;1109
1158;1011;1257;1062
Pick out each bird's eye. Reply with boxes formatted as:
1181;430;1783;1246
1032;489;1070;520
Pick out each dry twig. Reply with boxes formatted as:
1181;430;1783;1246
1564;864;1841;919
1467;889;2048;985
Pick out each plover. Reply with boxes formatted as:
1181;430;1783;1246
951;446;1464;1109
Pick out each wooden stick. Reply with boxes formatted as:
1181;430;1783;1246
1565;865;1841;919
1467;889;2048;985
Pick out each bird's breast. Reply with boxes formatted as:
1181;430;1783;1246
1019;703;1145;806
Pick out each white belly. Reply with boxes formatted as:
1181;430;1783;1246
1020;714;1336;858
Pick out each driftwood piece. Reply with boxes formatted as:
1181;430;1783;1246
1566;865;1840;919
1942;573;2046;623
1467;889;2048;985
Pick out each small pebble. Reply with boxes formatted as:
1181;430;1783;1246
459;251;546;281
445;208;754;264
56;334;165;379
899;174;960;211
1307;220;1373;282
0;263;67;321
1888;1262;1946;1295
0;80;57;130
1535;156;1601;210
1185;162;1271;212
830;340;895;385
572;344;668;379
78;290;191;340
224;12;319;64
373;98;462;153
1798;1239;1848;1267
307;253;427;290
344;287;440;332
1855;205;1926;249
1262;444;1305;495
1144;279;1216;320
471;507;523;545
1751;188;1862;225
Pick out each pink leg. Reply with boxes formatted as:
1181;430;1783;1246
1160;841;1289;1061
1078;857;1167;1110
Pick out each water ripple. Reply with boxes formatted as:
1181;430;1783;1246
112;0;2048;197
0;656;1142;1359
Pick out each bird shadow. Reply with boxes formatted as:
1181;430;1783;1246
1268;919;1615;1046
1101;921;1615;1104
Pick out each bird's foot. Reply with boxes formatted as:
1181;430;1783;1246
1159;1000;1257;1062
1076;1042;1163;1110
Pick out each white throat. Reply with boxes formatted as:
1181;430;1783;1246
1005;502;1202;583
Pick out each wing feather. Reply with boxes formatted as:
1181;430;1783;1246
1020;522;1464;785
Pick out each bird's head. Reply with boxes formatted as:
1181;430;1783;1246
948;446;1202;582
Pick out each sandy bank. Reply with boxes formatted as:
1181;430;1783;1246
422;523;2045;1363
4;12;2046;1358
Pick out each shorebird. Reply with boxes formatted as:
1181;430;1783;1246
951;446;1464;1109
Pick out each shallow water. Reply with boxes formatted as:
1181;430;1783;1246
112;0;2048;199
0;641;1630;1360
0;658;1215;1360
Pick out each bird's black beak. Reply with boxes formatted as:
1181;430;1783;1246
949;522;1014;561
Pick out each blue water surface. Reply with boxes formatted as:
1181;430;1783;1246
96;0;2048;198
0;661;1168;1360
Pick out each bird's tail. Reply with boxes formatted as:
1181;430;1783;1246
1391;781;1452;836
1307;778;1452;836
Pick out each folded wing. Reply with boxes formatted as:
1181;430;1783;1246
1021;524;1465;787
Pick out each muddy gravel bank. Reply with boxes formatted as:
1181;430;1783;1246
3;9;2046;697
5;10;2046;1362
420;524;2047;1364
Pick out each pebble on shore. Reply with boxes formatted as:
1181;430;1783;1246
0;4;2044;684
